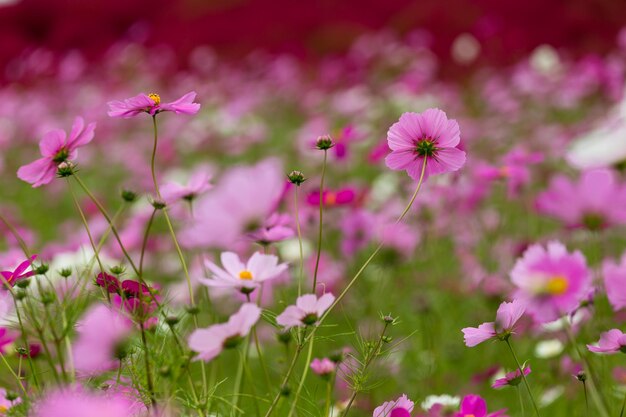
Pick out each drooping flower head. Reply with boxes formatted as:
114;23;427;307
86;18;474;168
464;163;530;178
510;241;591;323
462;299;526;347
17;118;95;187
188;303;261;362
0;255;37;287
33;385;136;417
373;394;414;417
492;366;532;388
107;91;200;118
276;293;335;329
385;109;466;181
200;251;288;294
587;329;626;354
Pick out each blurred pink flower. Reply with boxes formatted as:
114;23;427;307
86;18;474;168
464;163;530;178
385;109;466;181
1;254;36;287
33;386;136;417
160;167;212;204
587;329;626;354
603;254;626;311
276;293;335;329
247;213;294;245
0;387;21;414
17;118;95;187
188;303;260;362
492;366;531;388
373;394;414;417
310;357;336;377
510;241;591;323
462;299;525;347
0;328;18;354
454;395;507;417
306;187;357;207
107;91;200;118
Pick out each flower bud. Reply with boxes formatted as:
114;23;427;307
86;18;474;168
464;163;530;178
315;134;334;150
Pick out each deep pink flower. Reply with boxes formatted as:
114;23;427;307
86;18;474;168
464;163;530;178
107;91;200;118
0;328;18;354
72;304;134;375
276;293;335;329
510;241;591;323
33;386;135;417
454;395;507;417
1;255;37;287
492;366;532;388
536;169;626;230
373;394;414;417
603;254;626;311
587;329;626;354
17;118;95;187
188;303;261;362
462;299;525;347
385;109;466;181
307;187;357;207
200;251;288;293
310;357;336;377
95;272;121;294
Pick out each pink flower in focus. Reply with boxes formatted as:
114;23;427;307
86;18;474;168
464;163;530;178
492;366;532;388
276;293;335;329
535;169;626;230
462;299;525;347
587;329;626;354
161;167;212;204
33;386;135;417
188;303;261;362
373;394;414;417
107;91;200;118
17;118;95;187
1;255;37;287
603;254;626;311
310;357;336;377
454;395;507;417
385;109;466;181
72;304;134;375
200;252;288;293
510;241;591;323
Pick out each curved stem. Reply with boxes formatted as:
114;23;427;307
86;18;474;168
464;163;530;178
312;150;328;293
139;208;158;276
505;339;540;417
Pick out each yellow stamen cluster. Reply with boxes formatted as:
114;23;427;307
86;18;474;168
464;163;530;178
238;270;253;280
545;275;569;295
325;192;337;205
148;93;161;105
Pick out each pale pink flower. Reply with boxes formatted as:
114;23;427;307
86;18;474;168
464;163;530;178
160;167;212;204
107;91;200;118
17;118;95;187
0;387;21;414
200;251;288;293
276;293;335;329
587;329;626;354
492;366;532;388
188;303;261;362
385;109;466;181
462;299;526;347
373;394;414;417
33;386;135;417
310;357;336;377
603;253;626;311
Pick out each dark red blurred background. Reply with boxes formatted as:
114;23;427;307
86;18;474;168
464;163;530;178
1;0;625;70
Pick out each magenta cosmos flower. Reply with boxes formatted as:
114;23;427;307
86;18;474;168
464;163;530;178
602;253;626;311
188;303;261;362
17;118;95;187
107;91;200;118
510;241;591;323
33;386;135;417
385;109;466;181
373;394;414;417
462;299;526;347
310;357;336;377
492;366;532;388
454;395;507;417
535;169;626;230
276;293;335;329
200;251;288;293
1;255;36;287
587;329;626;354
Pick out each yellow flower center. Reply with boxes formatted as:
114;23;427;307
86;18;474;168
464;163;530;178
325;192;337;206
545;275;569;295
0;405;7;413
148;93;161;105
465;415;475;417
238;270;253;280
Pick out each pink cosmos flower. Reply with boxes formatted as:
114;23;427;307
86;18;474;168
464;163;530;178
535;169;626;230
72;304;134;375
247;213;294;245
276;293;335;329
306;187;357;207
462;299;526;347
310;357;336;377
492;366;532;388
1;255;37;287
373;394;414;417
200;251;288;293
510;241;591;323
0;387;21;414
602;254;626;311
33;386;135;417
160;167;212;204
454;395;507;417
0;328;17;354
385;109;466;181
188;303;261;362
587;329;626;354
107;91;200;118
17;118;95;187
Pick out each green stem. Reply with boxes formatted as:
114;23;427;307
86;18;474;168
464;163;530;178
139;208;158;276
312;150;328;293
505;339;540;417
139;321;157;408
0;353;27;396
294;186;304;297
619;389;626;417
517;386;525;417
232;334;252;415
287;334;315;417
582;379;589;417
324;375;334;417
263;342;305;417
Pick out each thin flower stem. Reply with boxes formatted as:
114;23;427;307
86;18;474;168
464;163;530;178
312;150;328;293
619;389;626;417
582;379;589;417
232;333;252;416
287;334;315;417
0;353;27;396
140;321;157;409
67;179;105;274
294;186;304;297
505;339;541;417
324;375;334;417
139;208;158;276
517;386;525;417
263;342;305;417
